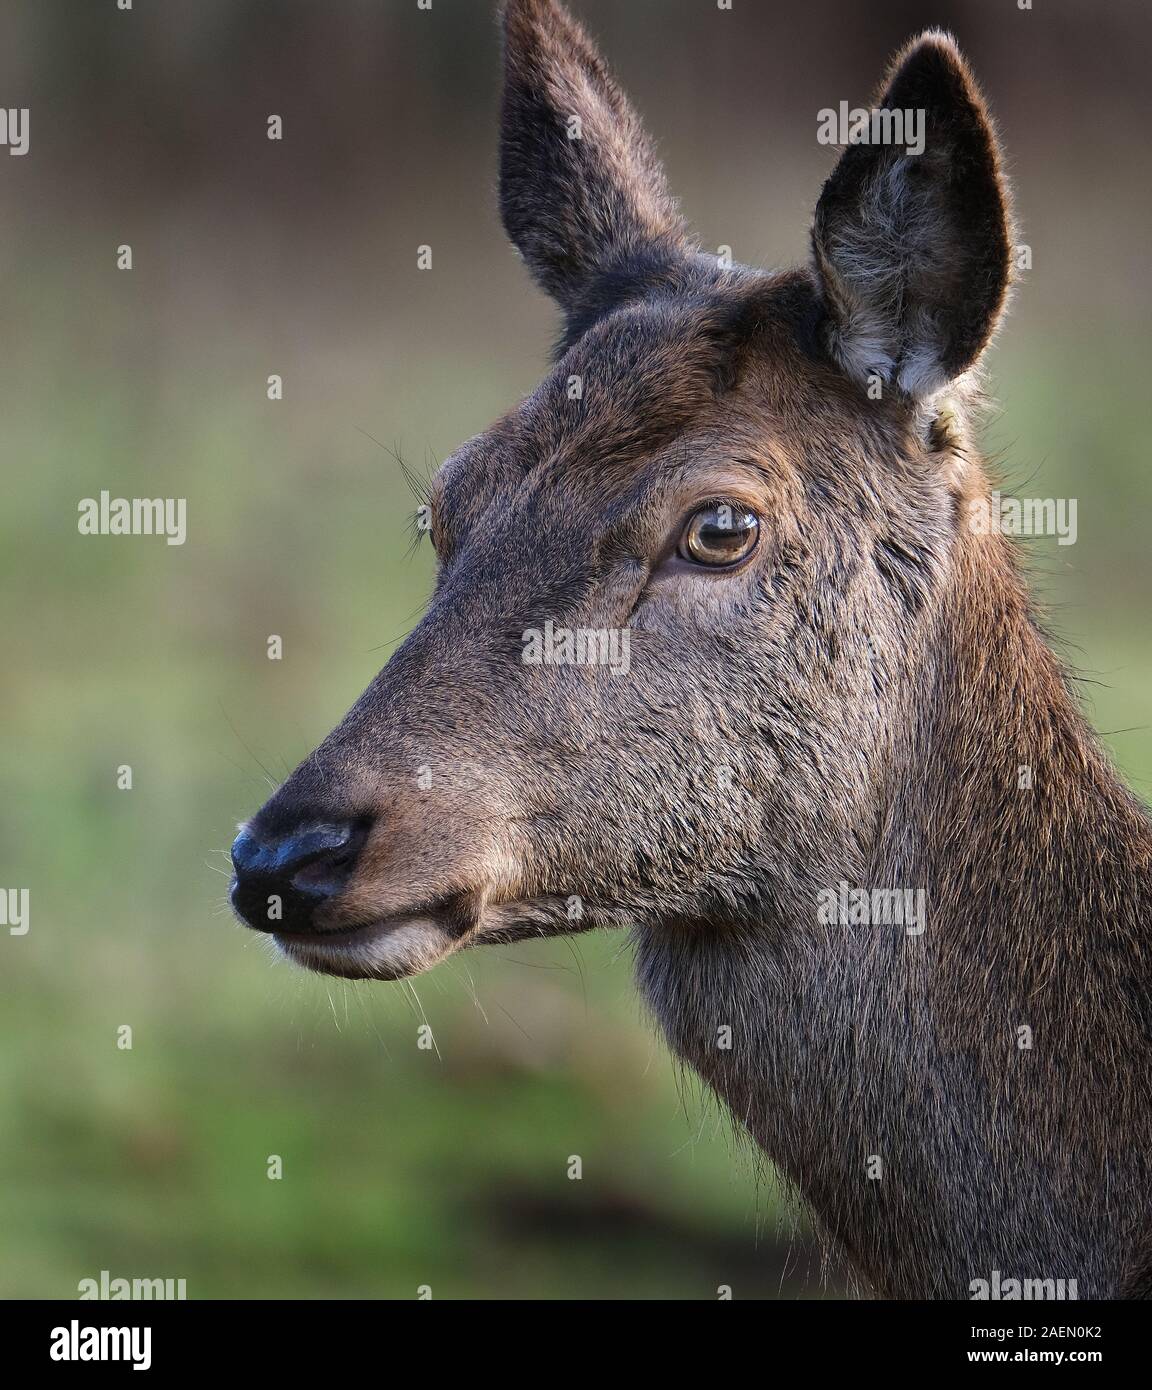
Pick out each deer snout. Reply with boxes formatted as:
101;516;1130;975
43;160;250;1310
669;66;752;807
229;731;533;979
230;818;369;934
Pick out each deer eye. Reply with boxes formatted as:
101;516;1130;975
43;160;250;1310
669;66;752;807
679;504;760;567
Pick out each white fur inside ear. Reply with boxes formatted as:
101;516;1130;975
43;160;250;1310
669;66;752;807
825;303;897;387
819;158;951;400
897;344;950;399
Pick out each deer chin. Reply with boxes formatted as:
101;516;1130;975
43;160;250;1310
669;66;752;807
274;914;464;981
273;895;601;981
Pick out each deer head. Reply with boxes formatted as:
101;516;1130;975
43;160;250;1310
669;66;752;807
230;0;1013;987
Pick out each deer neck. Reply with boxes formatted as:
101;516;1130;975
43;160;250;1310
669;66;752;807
635;530;1152;1298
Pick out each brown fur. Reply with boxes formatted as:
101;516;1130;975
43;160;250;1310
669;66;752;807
232;0;1152;1299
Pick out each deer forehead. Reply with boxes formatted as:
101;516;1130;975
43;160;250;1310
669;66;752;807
430;275;918;547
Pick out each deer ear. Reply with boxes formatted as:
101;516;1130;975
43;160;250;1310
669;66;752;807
811;31;1013;400
500;0;690;318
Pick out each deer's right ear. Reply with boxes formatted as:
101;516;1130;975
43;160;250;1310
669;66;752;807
499;0;690;319
811;31;1013;401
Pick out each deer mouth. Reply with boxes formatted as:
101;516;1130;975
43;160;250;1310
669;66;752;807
273;909;468;981
270;893;595;981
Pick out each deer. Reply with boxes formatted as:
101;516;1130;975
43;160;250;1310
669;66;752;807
229;0;1152;1299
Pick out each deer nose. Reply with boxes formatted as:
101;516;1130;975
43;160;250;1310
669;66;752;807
229;820;368;934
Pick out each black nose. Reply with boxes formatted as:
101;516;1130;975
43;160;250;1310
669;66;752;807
230;819;368;934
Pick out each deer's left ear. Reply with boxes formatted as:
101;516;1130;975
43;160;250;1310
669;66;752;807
811;31;1013;400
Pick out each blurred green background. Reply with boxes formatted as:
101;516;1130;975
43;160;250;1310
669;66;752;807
1;0;1149;1299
